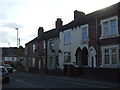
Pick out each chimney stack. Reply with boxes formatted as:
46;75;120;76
74;10;85;20
55;18;63;30
38;27;44;36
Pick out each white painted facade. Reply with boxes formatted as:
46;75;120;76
59;25;89;69
47;37;59;70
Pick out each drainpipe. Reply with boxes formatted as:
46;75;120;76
45;40;48;73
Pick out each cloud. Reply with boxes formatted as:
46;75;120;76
1;22;24;29
0;0;29;20
0;30;16;45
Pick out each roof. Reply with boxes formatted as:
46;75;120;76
25;28;60;45
59;2;119;31
25;2;119;46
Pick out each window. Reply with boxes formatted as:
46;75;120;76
104;49;110;64
81;25;88;41
42;41;46;49
64;31;71;45
50;40;54;50
103;21;109;36
101;16;118;38
33;44;36;52
55;56;59;68
111;48;117;64
32;58;35;67
102;45;119;67
110;19;117;35
64;52;71;63
50;57;53;68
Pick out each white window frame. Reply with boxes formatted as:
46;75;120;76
64;31;71;45
81;24;89;42
49;39;54;50
33;44;36;52
64;52;71;64
101;45;119;68
32;58;35;67
42;41;46;49
100;16;118;39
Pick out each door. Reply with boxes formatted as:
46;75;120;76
89;47;96;67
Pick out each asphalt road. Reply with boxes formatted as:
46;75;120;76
2;71;105;89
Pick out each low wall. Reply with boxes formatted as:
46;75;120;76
81;67;119;82
47;69;64;76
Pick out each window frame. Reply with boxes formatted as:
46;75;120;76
101;45;119;68
42;40;46;49
81;24;89;42
64;31;71;45
49;39;54;50
33;44;36;52
64;52;71;63
101;16;118;39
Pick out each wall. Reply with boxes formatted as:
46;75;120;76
47;37;59;70
59;26;88;69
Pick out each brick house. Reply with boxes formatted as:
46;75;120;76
1;46;25;68
25;18;63;73
25;2;120;81
59;2;120;81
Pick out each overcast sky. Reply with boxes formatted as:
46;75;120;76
0;0;119;47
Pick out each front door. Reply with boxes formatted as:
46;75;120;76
91;56;94;67
89;48;96;67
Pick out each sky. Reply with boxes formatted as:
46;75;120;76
0;0;119;47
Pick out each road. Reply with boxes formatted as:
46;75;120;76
2;71;107;89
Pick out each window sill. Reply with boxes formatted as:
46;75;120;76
64;43;72;45
80;40;89;44
100;64;119;68
100;34;120;40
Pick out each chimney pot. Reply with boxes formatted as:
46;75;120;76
38;27;44;36
74;10;85;20
56;18;63;30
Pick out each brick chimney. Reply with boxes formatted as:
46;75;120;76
55;18;63;30
74;10;85;20
38;27;44;36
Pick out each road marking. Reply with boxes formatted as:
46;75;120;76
22;75;32;77
14;72;113;88
15;79;44;88
41;77;111;88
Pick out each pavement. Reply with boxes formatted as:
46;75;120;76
15;70;120;88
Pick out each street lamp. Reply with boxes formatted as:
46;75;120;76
15;28;19;48
8;43;10;47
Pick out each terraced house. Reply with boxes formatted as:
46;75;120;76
25;18;63;73
59;2;120;81
25;2;120;82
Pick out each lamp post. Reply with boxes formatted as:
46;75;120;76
15;28;19;69
8;43;10;47
15;28;19;48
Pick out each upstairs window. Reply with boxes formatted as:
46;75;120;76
101;16;118;38
103;21;109;36
81;24;88;41
42;41;46;49
33;44;36;52
64;31;71;45
50;40;54;50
